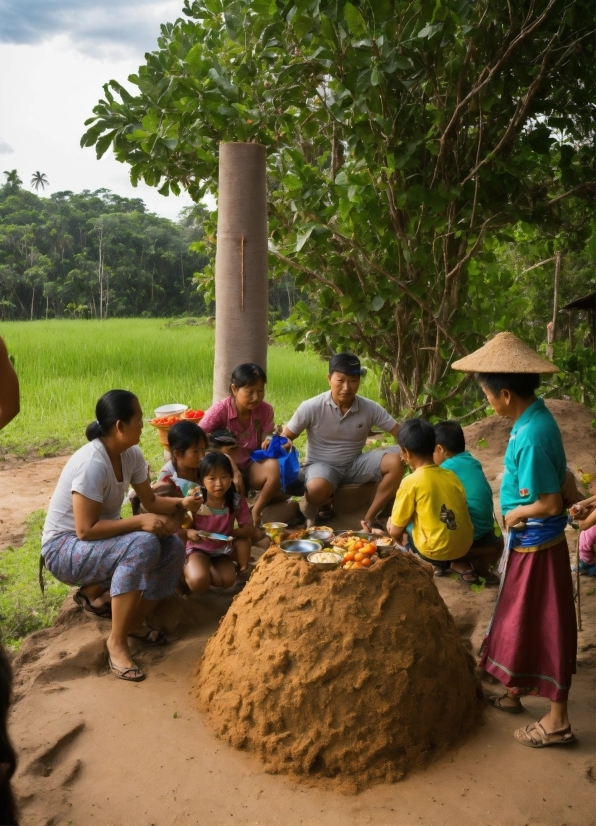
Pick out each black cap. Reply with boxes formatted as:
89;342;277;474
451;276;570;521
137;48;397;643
328;353;365;376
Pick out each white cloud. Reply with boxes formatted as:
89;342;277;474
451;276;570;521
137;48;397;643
0;24;203;220
0;0;184;57
0;137;14;154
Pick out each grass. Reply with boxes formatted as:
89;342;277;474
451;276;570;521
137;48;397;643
0;318;384;647
0;318;382;471
0;511;70;650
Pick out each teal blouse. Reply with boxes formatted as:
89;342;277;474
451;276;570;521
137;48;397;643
500;398;566;516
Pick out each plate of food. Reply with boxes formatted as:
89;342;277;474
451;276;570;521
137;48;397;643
197;531;233;542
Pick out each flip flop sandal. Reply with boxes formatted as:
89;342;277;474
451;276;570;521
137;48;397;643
128;628;168;646
452;568;481;585
488;693;525;714
108;654;145;682
514;721;576;748
74;588;112;619
318;504;334;521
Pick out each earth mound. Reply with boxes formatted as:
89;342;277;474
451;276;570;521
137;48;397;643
193;548;483;792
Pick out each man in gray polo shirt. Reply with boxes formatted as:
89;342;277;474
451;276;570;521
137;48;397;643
282;353;403;529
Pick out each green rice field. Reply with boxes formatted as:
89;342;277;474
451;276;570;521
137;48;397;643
0;318;383;471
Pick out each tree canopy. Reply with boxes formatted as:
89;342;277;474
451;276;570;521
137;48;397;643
82;0;595;414
0;183;209;320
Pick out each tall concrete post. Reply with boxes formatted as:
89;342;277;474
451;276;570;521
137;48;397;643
212;142;269;402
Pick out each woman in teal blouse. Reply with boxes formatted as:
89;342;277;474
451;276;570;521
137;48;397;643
453;333;577;749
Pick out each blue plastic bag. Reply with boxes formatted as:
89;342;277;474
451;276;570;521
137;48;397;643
250;434;300;492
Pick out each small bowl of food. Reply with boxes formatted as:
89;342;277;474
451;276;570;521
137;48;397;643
263;522;288;544
307;551;342;570
374;536;396;557
308;528;334;544
280;539;323;556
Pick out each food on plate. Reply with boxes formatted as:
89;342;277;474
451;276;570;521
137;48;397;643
150;415;182;427
335;538;379;570
184;409;205;420
375;536;393;546
263;522;287;544
309;552;342;564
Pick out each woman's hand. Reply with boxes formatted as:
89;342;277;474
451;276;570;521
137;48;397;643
504;507;526;529
138;513;179;536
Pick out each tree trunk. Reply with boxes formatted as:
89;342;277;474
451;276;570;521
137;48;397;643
213;143;269;402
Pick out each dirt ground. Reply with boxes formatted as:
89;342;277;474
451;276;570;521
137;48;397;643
4;400;596;826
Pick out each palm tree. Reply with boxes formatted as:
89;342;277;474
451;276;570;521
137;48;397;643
2;170;22;191
30;171;49;192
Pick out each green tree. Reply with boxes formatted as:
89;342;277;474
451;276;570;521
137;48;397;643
81;0;595;415
2;170;22;193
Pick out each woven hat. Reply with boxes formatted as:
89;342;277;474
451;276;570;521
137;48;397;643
451;332;560;374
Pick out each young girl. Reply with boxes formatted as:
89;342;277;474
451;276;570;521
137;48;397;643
573;480;596;576
184;452;253;594
200;363;284;526
158;420;207;496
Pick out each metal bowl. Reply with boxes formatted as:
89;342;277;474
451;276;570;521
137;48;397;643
374;537;396;557
280;539;323;556
307;551;342;570
308;529;334;544
335;530;376;542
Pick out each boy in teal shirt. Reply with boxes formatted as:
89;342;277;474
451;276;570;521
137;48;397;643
433;421;503;584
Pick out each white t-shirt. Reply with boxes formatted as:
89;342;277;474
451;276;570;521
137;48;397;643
286;391;398;466
42;440;148;547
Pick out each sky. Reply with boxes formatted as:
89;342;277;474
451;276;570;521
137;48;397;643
0;0;203;220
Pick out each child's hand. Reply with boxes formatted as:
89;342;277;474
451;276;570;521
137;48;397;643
182;491;204;512
186;529;201;542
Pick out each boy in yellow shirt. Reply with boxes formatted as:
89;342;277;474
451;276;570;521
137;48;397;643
389;419;474;573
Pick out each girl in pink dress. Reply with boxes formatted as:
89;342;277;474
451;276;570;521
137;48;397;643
184;452;253;594
200;363;284;526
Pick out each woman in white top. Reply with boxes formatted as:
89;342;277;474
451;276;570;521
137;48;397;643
42;390;202;683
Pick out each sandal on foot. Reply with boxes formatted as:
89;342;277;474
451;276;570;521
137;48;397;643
514;721;575;748
318;504;334;521
128;628;168;645
452;568;481;584
488;693;525;714
74;588;112;619
108;654;145;682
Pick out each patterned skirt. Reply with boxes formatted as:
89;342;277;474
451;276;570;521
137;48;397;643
42;531;185;600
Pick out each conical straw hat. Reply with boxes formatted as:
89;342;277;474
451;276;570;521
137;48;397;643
451;332;560;373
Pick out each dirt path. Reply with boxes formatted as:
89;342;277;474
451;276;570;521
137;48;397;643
0;456;67;550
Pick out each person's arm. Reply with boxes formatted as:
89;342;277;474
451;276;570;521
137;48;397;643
230;497;254;538
0;336;19;429
389;522;407;543
504;492;564;528
388;479;414;543
132;479;203;515
577;506;596;532
72;492;178;540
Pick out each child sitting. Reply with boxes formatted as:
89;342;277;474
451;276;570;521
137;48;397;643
158;420;207;495
389;419;474;575
184;452;254;594
574;479;596;576
433;420;503;585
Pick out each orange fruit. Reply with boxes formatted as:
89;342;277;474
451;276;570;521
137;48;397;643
361;557;371;567
344;551;356;562
353;561;363;568
354;552;364;562
362;544;375;554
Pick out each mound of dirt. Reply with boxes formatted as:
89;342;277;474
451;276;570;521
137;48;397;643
193;548;483;793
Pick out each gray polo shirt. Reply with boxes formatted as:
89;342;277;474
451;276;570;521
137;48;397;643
286;391;398;466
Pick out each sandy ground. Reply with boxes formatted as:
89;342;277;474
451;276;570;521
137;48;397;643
4;400;596;826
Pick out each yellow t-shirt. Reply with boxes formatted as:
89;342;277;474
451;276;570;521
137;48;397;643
391;465;474;561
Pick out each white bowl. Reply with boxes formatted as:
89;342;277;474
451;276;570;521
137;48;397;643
154;404;188;418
